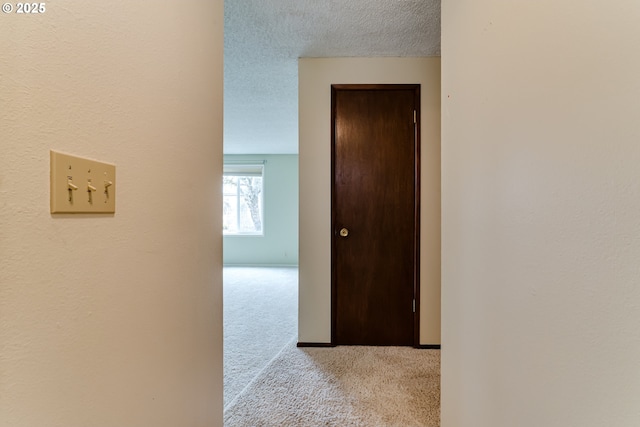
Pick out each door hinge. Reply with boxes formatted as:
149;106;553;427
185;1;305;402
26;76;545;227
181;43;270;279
412;299;416;313
413;110;417;124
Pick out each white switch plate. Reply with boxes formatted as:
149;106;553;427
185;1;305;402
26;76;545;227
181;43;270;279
50;150;116;214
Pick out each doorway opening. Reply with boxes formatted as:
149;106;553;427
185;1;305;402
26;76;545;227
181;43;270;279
222;154;299;409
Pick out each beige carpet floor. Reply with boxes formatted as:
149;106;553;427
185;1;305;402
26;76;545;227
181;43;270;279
224;339;440;426
223;267;298;407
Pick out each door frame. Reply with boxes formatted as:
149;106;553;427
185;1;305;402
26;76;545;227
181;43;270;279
330;84;421;347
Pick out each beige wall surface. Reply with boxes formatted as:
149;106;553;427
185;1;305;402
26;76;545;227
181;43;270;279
0;2;224;426
442;1;640;426
298;57;441;345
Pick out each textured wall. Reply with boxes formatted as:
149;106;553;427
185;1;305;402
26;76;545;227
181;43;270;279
223;154;299;266
299;57;441;345
442;1;640;426
0;2;224;426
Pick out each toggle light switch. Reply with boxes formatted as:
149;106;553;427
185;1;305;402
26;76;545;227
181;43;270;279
50;150;116;213
87;181;97;204
67;179;79;203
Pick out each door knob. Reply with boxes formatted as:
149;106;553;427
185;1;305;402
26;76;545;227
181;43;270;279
339;227;349;237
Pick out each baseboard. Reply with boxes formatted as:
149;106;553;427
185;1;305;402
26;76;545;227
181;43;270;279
223;263;299;268
297;342;335;348
415;344;441;349
297;342;440;349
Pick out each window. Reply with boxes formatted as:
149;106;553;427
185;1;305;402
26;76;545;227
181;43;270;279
223;163;264;235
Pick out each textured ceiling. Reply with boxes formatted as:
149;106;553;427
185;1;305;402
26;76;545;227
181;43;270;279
224;0;441;154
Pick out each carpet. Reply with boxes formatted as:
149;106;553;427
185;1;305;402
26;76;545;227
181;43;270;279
223;267;298;408
224;339;440;427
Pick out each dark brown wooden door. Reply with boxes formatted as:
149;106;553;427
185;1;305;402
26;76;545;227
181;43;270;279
331;84;419;346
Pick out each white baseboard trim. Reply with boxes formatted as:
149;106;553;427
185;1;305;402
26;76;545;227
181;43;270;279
223;263;299;268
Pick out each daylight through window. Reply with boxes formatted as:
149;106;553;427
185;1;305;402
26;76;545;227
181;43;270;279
223;163;264;235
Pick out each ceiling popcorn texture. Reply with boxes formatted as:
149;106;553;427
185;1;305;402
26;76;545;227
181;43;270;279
224;0;441;154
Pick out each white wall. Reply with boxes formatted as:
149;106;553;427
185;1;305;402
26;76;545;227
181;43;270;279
223;154;299;266
0;2;224;426
442;1;640;426
299;57;441;345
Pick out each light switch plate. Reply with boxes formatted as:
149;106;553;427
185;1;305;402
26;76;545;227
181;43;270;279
50;150;116;213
